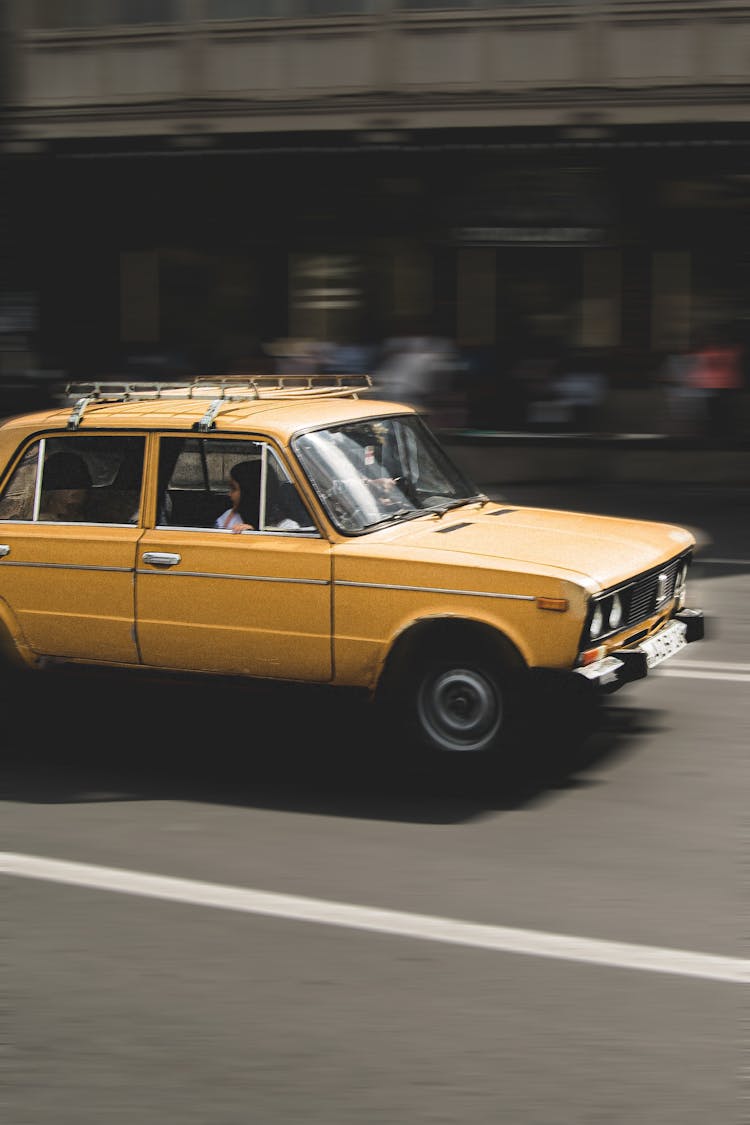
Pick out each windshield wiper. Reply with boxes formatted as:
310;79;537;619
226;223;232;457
418;497;481;519
372;496;488;528
372;507;424;526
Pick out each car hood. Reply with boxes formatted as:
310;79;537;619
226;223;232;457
367;503;695;589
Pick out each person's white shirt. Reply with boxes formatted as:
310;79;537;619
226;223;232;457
215;508;299;531
215;509;244;530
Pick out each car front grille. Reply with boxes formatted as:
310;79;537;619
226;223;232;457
581;550;691;649
624;553;687;628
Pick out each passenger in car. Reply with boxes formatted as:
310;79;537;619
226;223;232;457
214;460;259;532
39;450;93;521
215;459;306;533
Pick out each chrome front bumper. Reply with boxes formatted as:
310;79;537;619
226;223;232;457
574;608;705;693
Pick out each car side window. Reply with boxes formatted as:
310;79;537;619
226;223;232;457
157;437;317;534
0;436;146;524
0;445;38;520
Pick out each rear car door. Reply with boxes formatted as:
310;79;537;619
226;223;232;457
0;434;146;663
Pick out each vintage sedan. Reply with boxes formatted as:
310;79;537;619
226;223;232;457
0;375;703;762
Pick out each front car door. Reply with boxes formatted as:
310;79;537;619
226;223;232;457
135;435;333;681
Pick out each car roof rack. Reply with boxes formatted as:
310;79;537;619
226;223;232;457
63;374;374;429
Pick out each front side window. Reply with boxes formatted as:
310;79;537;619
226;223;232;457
0;436;146;525
157;437;317;533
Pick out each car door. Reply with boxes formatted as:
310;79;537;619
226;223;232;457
135;435;333;681
0;435;146;664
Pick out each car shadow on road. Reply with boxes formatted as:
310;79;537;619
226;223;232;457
2;666;662;824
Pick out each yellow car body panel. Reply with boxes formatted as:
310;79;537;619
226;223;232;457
329;505;694;686
0;377;703;758
0;521;141;663
135;527;332;680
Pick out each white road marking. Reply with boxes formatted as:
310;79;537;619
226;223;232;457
656;659;750;683
670;661;750;671
2;852;747;985
657;669;750;682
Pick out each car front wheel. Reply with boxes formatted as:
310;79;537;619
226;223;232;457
388;645;521;757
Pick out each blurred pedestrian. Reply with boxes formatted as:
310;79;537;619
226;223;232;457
554;348;608;432
688;325;744;442
372;335;456;425
659;346;703;436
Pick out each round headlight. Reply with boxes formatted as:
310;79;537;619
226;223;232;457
589;603;604;639
608;593;623;630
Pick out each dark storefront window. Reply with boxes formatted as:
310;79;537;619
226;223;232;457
118;0;178;22
396;1;486;8
288;253;366;343
204;0;281;15
294;0;376;11
31;0;106;27
31;0;177;27
204;0;375;16
395;1;577;8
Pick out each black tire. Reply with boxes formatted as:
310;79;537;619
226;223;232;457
398;649;515;756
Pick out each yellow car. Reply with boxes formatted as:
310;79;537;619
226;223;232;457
0;375;703;758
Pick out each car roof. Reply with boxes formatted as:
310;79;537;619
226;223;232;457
0;376;415;448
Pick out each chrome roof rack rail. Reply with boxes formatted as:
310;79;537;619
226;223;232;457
64;373;373;405
62;373;373;422
195;399;225;432
186;374;373;401
63;381;188;427
66;393;98;429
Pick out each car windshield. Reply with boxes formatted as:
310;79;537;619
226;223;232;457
294;413;484;534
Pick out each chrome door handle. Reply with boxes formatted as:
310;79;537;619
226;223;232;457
0;545;9;557
142;551;181;567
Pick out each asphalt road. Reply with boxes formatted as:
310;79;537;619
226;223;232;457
3;481;748;1125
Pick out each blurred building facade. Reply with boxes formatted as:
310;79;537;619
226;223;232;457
1;1;749;429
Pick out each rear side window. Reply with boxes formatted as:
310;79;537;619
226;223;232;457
0;435;146;524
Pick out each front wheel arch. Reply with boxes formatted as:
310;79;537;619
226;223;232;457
375;618;527;756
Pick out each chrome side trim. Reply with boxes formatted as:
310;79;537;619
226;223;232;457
136;569;329;585
163;524;320;537
0;560;132;573
335;579;535;601
0;519;137;528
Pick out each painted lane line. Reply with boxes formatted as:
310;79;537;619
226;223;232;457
2;853;747;985
669;660;750;672
653;659;750;683
656;669;750;683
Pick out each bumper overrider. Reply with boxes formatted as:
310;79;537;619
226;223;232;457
574;608;705;693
